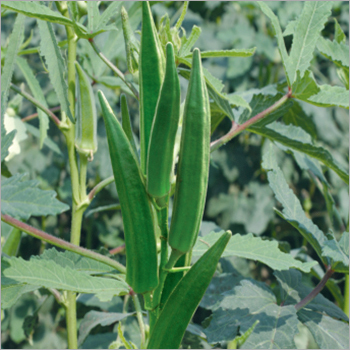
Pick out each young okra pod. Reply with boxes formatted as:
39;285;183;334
168;49;211;255
146;42;181;207
147;231;232;349
75;61;97;159
139;1;165;173
98;91;158;294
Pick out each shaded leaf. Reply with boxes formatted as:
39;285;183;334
192;231;316;273
322;232;349;273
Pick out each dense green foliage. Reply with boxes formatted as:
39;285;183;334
1;1;349;349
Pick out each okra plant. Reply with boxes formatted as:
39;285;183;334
1;1;349;349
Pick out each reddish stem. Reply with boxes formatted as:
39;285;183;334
109;244;126;255
22;106;61;122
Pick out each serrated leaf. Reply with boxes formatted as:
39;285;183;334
298;309;349;349
184;48;256;59
204;279;299;348
97;1;122;31
2;255;129;301
322;232;349;273
308;85;349;109
87;1;100;33
1;173;69;219
178;25;201;57
258;2;290;85
16;57;49;148
78;310;131;346
287;2;333;84
40;248;118;275
334;18;346;44
38;20;74;123
275;269;348;321
1;1;73;26
193;231;316;273
1;13;25;114
283;19;298;37
251;122;349;183
317;36;349;69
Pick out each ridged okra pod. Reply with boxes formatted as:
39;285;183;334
98;91;158;294
146;42;180;206
168;49;210;254
147;231;231;349
139;1;165;173
75;61;97;157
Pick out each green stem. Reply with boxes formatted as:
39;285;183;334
1;214;126;273
18;40;68;56
165;266;191;273
89;40;139;100
344;275;349;317
66;292;78;349
10;84;61;127
131;293;146;348
88;175;114;201
210;90;292;153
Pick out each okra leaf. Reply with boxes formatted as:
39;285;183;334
308;85;349;109
87;1;100;33
96;1;122;31
1;1;73;27
1;173;69;220
322;231;349;273
178;25;201;57
291;70;320;101
334;18;346;44
78;310;132;347
184;48;256;59
204;279;299;347
16;57;49;148
298;309;349;349
38;20;74;123
81;333;119;350
192;231;316;273
316;36;349;69
39;248;118;275
2;255;129;301
251;122;349;183
286;2;333;84
275;269;348;321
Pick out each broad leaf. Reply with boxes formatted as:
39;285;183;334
38;20;74;122
204;279;299;348
252;122;349;183
2;255;129;301
317;37;349;69
291;70;320;101
184;48;256;59
1;173;69;219
322;232;349;273
78;310;131;346
275;269;348;321
39;248;118;275
1;1;73;26
308;85;349;109
16;57;49;148
192;231;316;272
264;165;326;262
287;2;333;84
298;309;349;349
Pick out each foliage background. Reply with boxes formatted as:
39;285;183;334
1;1;349;349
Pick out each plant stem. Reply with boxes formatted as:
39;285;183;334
18;40;68;56
109;244;126;255
10;84;61;127
210;90;292;153
295;266;334;311
1;214;126;274
88;175;115;201
89;40;139;100
131;292;146;348
22;106;61;122
344;274;349;317
66;292;78;349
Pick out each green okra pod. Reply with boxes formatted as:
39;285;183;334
147;231;232;349
168;49;211;254
75;61;97;158
146;42;181;206
139;1;165;173
98;91;158;294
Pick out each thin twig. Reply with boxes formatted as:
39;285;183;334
295;266;334;311
22;106;61;122
10;84;62;127
89;40;139;100
88;176;115;201
1;213;126;274
109;244;126;255
210;89;292;153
